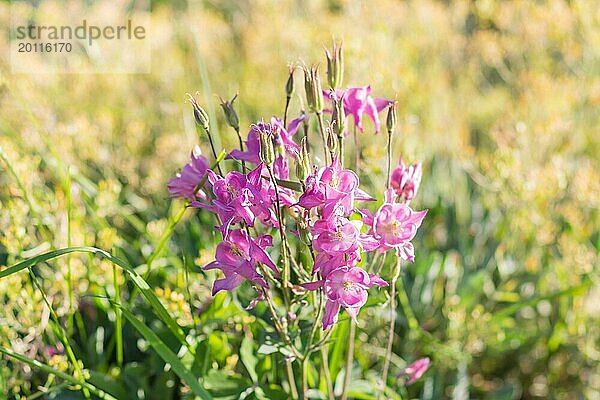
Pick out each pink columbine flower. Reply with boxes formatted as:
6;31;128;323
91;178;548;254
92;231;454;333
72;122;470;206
402;357;431;384
201;164;275;235
320;266;387;330
390;158;422;204
228;115;306;164
324;86;393;134
204;229;277;295
297;157;374;214
167;145;209;202
312;210;379;256
372;197;427;261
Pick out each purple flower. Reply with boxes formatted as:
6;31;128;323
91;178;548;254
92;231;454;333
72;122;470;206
402;357;431;385
228;115;306;164
324;86;392;134
320;266;387;330
371;199;427;261
297;157;374;214
204;229;277;295
201;164;276;234
390;158;422;204
167;145;209;202
312;211;378;256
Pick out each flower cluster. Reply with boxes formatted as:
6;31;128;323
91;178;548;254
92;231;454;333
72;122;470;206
168;66;427;333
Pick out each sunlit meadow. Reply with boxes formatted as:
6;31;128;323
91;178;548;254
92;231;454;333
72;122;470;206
0;1;599;399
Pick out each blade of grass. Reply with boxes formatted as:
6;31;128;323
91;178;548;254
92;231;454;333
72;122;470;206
27;269;90;399
117;304;213;400
0;246;193;354
66;165;73;337
0;346;117;400
112;263;123;367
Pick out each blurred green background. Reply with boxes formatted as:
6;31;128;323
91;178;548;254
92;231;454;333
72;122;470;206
0;0;599;399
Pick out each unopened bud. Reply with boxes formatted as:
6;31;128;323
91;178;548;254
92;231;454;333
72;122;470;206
258;127;275;166
325;41;344;89
332;93;346;138
218;93;240;132
187;93;210;132
386;101;397;135
327;126;338;155
303;65;323;113
296;137;311;182
286;66;295;98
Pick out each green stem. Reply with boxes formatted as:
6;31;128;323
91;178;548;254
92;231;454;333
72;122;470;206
266;165;292;310
286;360;299;400
386;129;393;189
340;319;356;400
112;264;123;367
66;166;73;336
316;112;329;164
381;256;401;395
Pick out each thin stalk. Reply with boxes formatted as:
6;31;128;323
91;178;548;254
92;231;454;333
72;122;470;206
234;127;247;173
202;125;223;176
353;124;360;170
112;264;123;367
266;165;291;310
338;135;344;165
386;129;393;188
286;360;299;400
315;112;329;164
340;319;356;400
28;269;90;399
319;310;335;400
380;256;402;395
66;166;73;336
301;357;309;399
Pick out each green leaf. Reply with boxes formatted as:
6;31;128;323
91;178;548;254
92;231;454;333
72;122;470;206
0;346;117;400
0;247;192;354
240;336;258;383
118;305;213;399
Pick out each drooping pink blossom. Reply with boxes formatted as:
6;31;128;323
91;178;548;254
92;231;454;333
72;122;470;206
297;157;374;213
200;163;276;234
228;115;306;164
370;194;427;261
204;229;277;295
167;145;209;202
312;211;379;256
324;86;393;134
402;357;431;385
390;158;422;204
304;266;387;330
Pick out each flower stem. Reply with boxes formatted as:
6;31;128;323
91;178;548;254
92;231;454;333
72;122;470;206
338;135;344;165
353;124;360;170
266;165;292;311
380;256;401;395
320;337;335;400
386;129;393;189
284;95;291;129
340;319;356;400
316;111;329;164
287;360;299;400
234;127;247;173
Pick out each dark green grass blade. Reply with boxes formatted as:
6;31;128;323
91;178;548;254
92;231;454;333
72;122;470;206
0;247;192;353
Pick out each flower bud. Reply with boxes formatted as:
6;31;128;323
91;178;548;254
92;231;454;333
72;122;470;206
286;66;295;98
326;125;338;155
295;137;311;182
386;101;397;135
325;41;343;89
332;92;346;138
187;93;210;132
218;93;239;132
258;127;275;166
303;65;323;113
